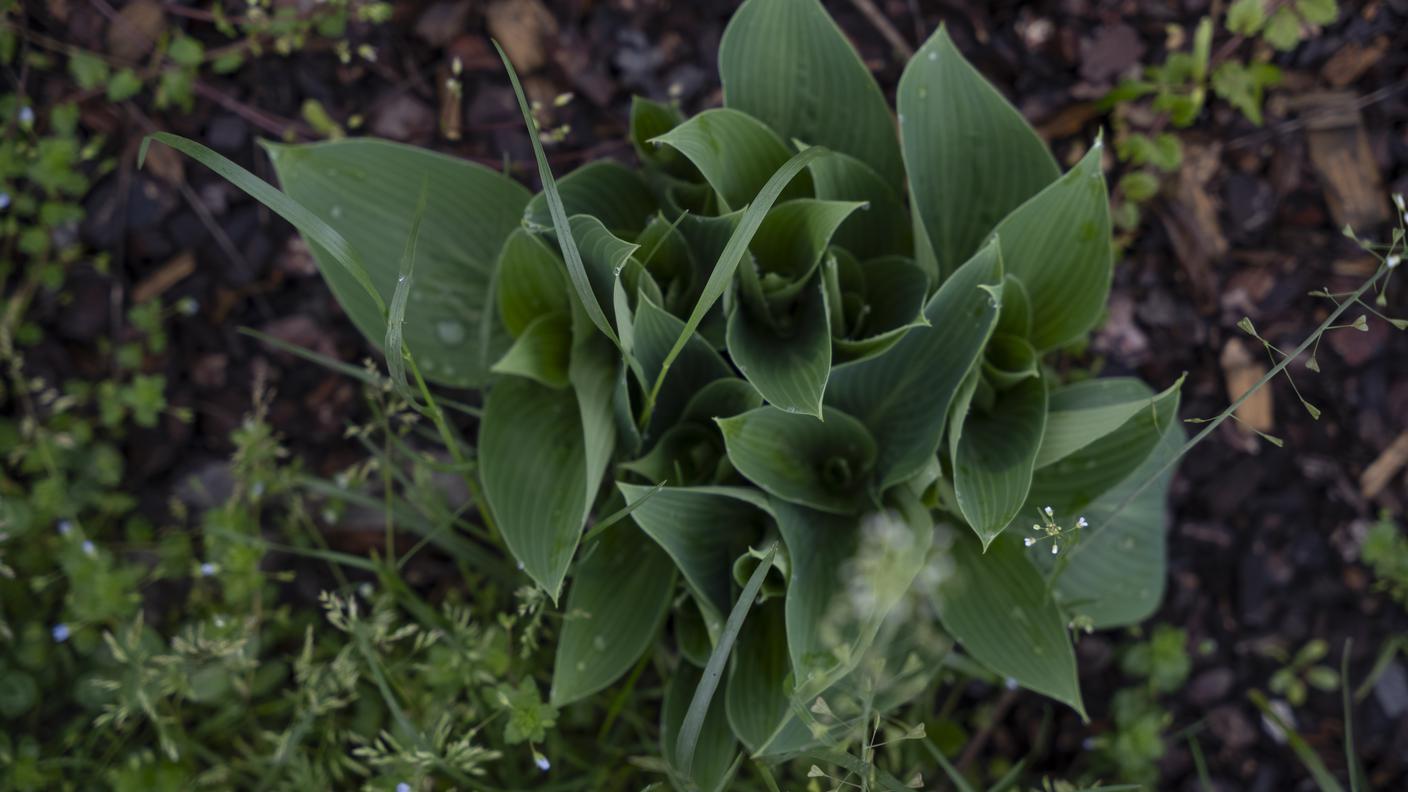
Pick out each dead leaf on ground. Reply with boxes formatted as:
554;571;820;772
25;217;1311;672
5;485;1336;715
1220;337;1274;435
1293;91;1390;230
133;251;195;304
108;0;165;63
1321;37;1388;88
486;0;558;74
1157;143;1226;313
1361;431;1408;500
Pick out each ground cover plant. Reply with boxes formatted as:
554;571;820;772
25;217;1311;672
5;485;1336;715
146;0;1194;786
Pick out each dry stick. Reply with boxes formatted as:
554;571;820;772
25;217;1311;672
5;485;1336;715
847;0;914;60
954;688;1019;775
1063;263;1391;567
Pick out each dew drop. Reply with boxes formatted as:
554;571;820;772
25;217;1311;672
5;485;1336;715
928;51;938;61
330;205;344;219
592;635;608;651
436;320;467;344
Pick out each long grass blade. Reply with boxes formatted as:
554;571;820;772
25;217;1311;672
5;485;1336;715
641;146;828;424
385;179;429;397
1342;642;1366;792
1248;690;1346;792
676;543;777;777
581;481;665;544
494;41;621;350
140;133;385;315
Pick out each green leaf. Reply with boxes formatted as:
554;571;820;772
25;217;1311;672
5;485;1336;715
630;96;699;179
68;52;109;90
662;664;739;792
825;239;1003;489
950;375;1048;547
725;598;794;753
491;312;571;388
497;42;622;349
384;180;429;397
106;69;143;102
717;406;878;514
633;295;732;443
933;531;1085;717
993;274;1031;339
1026;378;1180;519
1036;378;1176;468
497;228;570;337
1119;170;1160;202
899;27;1060;281
567;213;642;331
720;0;903;191
1296;0;1337;26
621;379;762;487
551;520;675;706
1038;397;1183;629
677;542;778;776
1211;61;1281;125
1226;0;1267;35
1263;7;1303;49
264;137;529;387
727;276;832;417
828;253;929;362
990;144;1112;352
645;146;828;420
524;160;657;237
981;333;1040;390
617;484;770;635
168;36;204;67
651;108;809;212
568;296;619;520
480;376;590;601
806;150;912;260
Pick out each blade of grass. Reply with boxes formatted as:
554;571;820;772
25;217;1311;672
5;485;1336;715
1188;733;1214;792
385;178;429;398
1342;641;1366;792
581;481;666;544
676;543;777;777
1248;690;1346;792
494;40;620;350
918;736;979;792
140;133;385;315
639;145;828;428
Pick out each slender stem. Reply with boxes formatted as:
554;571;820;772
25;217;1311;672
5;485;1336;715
1064;263;1389;565
408;356;498;537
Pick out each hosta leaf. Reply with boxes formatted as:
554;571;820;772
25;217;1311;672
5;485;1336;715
489;311;571;388
481;376;589;601
773;496;935;697
264;137;529;387
630;96;699;180
617;484;770;636
827;253;929;363
721;0;904;191
636;213;701;314
746;199;864;306
717;406;877;514
1026;379;1180;518
982;333;1040;390
933;531;1084;717
898;27;1060;281
524;160;657;237
994;273;1031;339
1038;421;1183;629
1036;378;1177;468
662;664;739;792
497;229;569;337
991;145;1112;352
950;375;1048;547
726;276;832;417
622;379;763;487
651;108;810;211
725;598;794;753
551;521;675;706
569;214;641;331
806;149;912;260
633;295;732;444
569;298;619;522
826;239;1003;490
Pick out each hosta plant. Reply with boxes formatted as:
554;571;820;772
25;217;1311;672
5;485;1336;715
148;0;1183;784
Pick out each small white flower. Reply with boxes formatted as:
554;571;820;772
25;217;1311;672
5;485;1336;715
396;783;412;792
1051;544;1059;555
18;106;34;126
1024;537;1036;547
1004;677;1019;690
1031;523;1042;532
82;540;95;556
1394;193;1406;212
1389;255;1401;269
1076;516;1089;528
535;755;551;772
52;623;71;642
1043;506;1054;517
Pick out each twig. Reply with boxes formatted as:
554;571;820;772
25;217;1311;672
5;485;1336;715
846;0;913;60
954;688;1018;774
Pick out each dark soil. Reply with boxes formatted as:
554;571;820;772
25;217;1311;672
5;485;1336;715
21;0;1408;788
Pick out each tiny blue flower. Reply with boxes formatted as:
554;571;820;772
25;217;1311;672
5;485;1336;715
200;562;218;577
534;754;551;772
82;540;96;556
57;519;73;536
1004;677;1018;691
0;193;10;210
18;106;34;125
396;783;412;792
52;623;71;642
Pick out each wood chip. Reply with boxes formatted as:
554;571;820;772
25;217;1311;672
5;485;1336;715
132;251;195;304
1321;37;1388;88
1294;91;1390;231
1361;431;1408;499
486;0;557;74
1220;337;1274;434
107;0;165;63
1156;143;1226;312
